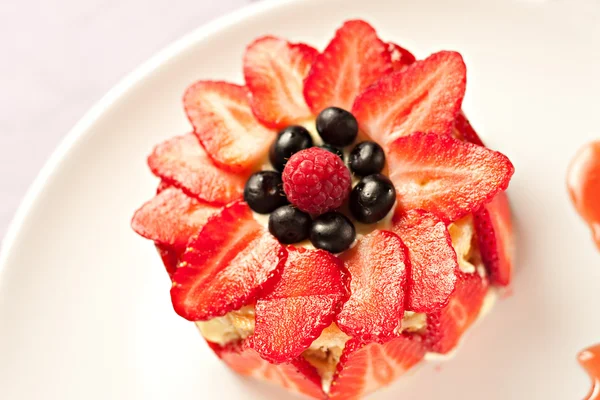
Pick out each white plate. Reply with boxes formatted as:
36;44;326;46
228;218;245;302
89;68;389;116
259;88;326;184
1;0;600;398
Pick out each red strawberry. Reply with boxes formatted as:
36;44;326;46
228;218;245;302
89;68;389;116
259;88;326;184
336;230;408;341
252;247;348;363
147;133;246;205
244;36;318;128
387;42;416;71
131;186;219;251
425;272;489;354
208;340;326;399
388;132;515;223
155;244;180;276
304;20;393;113
474;192;514;286
392;209;458;313
329;335;425;400
454;111;485;146
352;51;466;147
183;81;275;173
171;201;287;321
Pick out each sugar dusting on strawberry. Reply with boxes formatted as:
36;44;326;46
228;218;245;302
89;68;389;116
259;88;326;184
304;20;393;113
392;209;459;313
147;133;246;205
184;81;275;173
244;36;318;128
131;186;219;251
389;132;514;223
252;247;349;363
171;201;286;321
336;230;408;341
353;51;466;147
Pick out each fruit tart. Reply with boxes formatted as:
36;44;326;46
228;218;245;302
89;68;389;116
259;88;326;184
131;20;515;400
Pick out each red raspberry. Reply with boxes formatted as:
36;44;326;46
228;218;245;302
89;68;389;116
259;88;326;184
282;147;352;215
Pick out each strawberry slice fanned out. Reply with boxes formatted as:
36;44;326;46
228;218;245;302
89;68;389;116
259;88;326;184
147;133;246;205
244;36;318;128
388;132;515;223
392;209;458;313
208;340;326;399
352;51;466;147
183;81;275;173
329;335;425;400
387;42;416;71
425;271;489;354
474;192;514;286
131;186;219;251
171;201;287;321
336;230;408;342
304;20;393;114
252;247;348;364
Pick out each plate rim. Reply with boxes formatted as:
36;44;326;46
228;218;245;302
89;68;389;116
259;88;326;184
0;0;298;283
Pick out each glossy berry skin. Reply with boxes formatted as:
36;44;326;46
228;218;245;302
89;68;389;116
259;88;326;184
310;212;356;253
316;107;358;147
269;125;314;171
319;144;345;161
349;141;386;176
244;171;288;214
350;174;396;224
268;205;312;244
282;148;352;215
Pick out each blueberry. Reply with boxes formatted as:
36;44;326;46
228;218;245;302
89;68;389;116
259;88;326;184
244;171;288;214
349;174;396;224
310;212;356;253
269;125;313;171
268;205;311;244
349;141;385;176
319;144;345;161
316;107;358;147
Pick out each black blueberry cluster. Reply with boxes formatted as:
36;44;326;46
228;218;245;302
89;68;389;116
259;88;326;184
243;106;395;253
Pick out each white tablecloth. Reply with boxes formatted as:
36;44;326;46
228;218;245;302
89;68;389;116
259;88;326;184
0;0;256;240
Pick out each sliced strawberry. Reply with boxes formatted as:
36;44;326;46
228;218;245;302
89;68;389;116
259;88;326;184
387;42;416;71
391;209;458;313
131;186;219;251
329;335;425;400
208;340;326;399
147;133;246;205
252;247;348;363
243;36;318;128
336;230;408;341
474;192;514;286
425;271;489;354
352;51;466;147
388;132;515;223
453;111;485;146
171;201;287;321
155;244;180;276
304;20;393;113
183;81;275;173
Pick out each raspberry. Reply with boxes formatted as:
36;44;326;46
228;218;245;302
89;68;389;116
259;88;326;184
282;147;351;215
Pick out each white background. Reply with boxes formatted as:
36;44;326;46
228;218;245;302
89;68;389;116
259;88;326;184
0;0;254;240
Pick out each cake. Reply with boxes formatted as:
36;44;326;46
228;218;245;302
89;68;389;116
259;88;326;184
131;20;515;399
